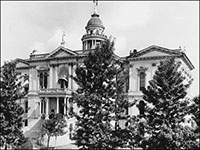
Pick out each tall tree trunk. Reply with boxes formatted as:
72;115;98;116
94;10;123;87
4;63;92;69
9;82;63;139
4;144;7;150
55;136;57;147
47;136;51;148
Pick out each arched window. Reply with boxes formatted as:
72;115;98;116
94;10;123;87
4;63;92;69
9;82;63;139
58;66;69;89
137;66;147;91
139;72;146;91
58;78;68;89
39;73;43;89
44;72;48;89
39;72;48;89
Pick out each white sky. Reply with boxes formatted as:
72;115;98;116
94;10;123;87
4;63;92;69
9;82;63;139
1;1;199;97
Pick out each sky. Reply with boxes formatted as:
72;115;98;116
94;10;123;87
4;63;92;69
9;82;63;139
1;1;199;97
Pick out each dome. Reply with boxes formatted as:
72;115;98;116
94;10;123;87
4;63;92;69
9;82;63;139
86;13;105;29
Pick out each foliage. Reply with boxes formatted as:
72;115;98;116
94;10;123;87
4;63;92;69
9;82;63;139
71;38;130;149
127;56;199;149
42;113;67;147
189;96;200;127
0;61;27;149
188;95;200;145
16;137;33;150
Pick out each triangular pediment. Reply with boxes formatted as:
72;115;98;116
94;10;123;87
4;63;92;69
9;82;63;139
46;46;77;58
129;45;180;58
15;58;29;68
138;50;171;58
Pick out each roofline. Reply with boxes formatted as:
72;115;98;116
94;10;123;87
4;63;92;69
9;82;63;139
45;46;77;58
13;58;29;65
136;45;180;56
181;52;195;70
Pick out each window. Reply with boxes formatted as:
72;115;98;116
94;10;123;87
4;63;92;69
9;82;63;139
25;101;28;113
58;66;69;89
24;119;28;126
137;66;147;91
139;72;146;91
88;40;92;49
58;78;68;89
39;72;48;89
41;98;46;114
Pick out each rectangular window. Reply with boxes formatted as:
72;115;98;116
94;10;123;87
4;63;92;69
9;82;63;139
25;101;28;113
140;72;146;91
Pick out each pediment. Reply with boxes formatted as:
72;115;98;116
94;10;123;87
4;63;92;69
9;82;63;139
15;59;29;68
130;45;180;58
46;46;77;58
138;50;171;58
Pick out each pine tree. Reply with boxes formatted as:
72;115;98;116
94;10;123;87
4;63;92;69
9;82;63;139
132;56;199;149
189;96;200;129
189;95;200;146
0;61;26;149
71;39;130;149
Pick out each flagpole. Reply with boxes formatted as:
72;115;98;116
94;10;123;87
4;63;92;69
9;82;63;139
93;0;98;14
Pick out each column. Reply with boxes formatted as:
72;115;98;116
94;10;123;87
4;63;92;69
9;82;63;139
49;66;53;88
29;69;33;91
37;73;40;90
72;64;78;90
67;97;70;114
55;65;58;88
35;70;38;90
46;97;49;117
129;64;134;92
64;97;67;115
32;68;37;91
57;97;59;114
40;98;42;115
71;64;73;89
68;64;72;89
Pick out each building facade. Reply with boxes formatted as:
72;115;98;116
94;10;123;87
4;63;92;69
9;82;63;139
15;4;194;130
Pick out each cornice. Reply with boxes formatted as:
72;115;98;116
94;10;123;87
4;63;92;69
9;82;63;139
16;66;29;70
127;55;175;61
28;55;84;63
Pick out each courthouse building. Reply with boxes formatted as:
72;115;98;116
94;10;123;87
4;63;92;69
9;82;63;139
14;3;194;130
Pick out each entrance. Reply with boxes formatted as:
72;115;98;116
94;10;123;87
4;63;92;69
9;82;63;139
59;97;64;115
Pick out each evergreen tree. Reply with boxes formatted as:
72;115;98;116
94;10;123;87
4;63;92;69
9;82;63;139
0;61;26;149
189;95;200;145
71;39;130;149
189;96;200;129
135;56;198;149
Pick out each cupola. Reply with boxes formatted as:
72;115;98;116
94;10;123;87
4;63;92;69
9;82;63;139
81;1;108;51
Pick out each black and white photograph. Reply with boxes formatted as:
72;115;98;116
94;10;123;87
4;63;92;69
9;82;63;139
1;1;199;149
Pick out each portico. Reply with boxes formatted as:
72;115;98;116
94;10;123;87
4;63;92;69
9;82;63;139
40;96;71;118
39;88;73;118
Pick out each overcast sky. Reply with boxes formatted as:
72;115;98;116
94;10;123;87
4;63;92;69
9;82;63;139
1;1;199;97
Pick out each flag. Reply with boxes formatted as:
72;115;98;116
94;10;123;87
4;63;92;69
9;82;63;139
93;0;98;6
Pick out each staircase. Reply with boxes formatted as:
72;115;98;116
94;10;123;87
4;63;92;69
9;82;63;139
23;118;44;149
22;117;76;148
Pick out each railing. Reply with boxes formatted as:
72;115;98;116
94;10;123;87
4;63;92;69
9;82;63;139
39;88;75;95
82;33;108;39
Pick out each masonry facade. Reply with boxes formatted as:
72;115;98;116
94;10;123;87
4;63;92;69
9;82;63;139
15;7;194;129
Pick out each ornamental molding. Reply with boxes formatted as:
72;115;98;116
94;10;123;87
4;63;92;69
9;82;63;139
136;66;148;75
36;65;49;72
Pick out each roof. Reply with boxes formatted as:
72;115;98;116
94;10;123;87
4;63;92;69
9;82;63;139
86;13;105;29
127;45;194;70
